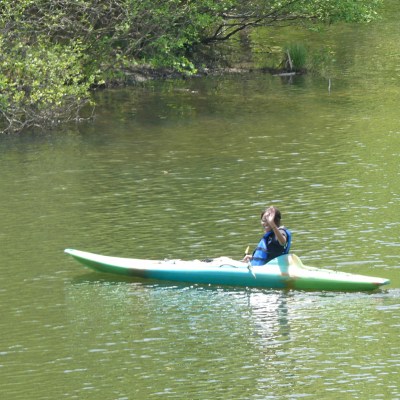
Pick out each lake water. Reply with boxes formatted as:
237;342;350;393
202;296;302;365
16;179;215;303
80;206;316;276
1;6;399;400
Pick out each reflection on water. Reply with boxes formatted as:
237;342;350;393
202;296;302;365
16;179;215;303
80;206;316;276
61;280;400;399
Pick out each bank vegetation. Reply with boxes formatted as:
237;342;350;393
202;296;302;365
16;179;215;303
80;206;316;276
0;0;382;133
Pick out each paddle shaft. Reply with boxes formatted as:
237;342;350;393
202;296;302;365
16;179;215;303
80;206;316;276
245;246;256;278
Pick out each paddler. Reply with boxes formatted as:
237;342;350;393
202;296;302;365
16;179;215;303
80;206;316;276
243;206;291;266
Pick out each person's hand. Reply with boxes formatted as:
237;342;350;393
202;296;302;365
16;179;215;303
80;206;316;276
243;254;252;263
265;207;276;227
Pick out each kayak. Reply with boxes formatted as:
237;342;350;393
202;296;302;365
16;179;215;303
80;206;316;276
64;249;390;292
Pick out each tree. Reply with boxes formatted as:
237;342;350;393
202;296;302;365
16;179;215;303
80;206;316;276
201;0;382;44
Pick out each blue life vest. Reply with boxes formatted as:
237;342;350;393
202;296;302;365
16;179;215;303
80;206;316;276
251;227;292;266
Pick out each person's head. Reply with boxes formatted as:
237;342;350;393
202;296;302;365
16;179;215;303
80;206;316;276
260;206;282;227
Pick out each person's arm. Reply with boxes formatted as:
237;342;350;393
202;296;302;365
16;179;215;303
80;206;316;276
271;225;287;246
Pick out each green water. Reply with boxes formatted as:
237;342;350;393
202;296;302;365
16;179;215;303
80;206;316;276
1;7;399;400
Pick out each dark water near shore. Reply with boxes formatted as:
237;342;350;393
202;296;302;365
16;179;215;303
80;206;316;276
1;5;399;399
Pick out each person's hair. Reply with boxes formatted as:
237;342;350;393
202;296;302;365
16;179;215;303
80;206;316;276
260;206;282;226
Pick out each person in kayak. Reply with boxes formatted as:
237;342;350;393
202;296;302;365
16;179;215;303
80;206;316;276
243;206;291;266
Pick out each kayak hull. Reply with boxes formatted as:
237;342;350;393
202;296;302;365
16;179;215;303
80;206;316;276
64;249;390;292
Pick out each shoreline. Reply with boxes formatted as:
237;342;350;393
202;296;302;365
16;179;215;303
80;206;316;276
98;64;305;88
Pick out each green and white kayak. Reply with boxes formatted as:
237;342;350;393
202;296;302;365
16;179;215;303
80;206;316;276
64;249;390;292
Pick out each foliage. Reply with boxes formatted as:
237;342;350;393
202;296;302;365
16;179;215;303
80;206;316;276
0;0;383;133
0;38;95;133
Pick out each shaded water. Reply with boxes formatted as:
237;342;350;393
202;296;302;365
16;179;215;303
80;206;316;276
1;7;400;400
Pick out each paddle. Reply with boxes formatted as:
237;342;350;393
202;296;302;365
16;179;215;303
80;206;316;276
245;245;256;279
